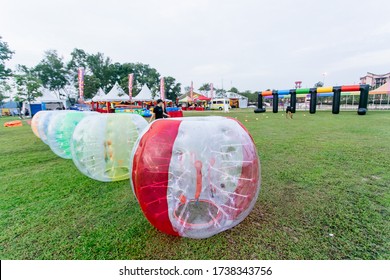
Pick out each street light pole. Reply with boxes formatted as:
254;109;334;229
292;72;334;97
322;72;328;85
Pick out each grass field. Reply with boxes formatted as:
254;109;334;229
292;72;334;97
0;110;389;260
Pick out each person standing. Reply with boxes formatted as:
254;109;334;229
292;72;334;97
286;105;293;119
224;99;230;113
149;99;169;123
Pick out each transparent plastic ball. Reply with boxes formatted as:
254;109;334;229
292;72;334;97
47;111;98;159
131;116;261;239
37;111;58;145
31;110;49;138
71;113;148;182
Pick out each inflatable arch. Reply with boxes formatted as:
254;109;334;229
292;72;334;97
254;84;369;115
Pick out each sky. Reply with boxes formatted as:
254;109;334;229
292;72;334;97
2;0;390;92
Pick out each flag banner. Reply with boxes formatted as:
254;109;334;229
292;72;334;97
160;77;165;100
78;67;85;100
190;81;193;101
210;83;214;99
129;74;134;101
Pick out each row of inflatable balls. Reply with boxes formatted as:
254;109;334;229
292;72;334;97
31;111;261;239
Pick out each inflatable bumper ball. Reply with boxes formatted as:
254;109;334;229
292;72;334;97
131;116;261;239
37;111;58;144
31;110;49;138
47;111;98;159
71;113;148;182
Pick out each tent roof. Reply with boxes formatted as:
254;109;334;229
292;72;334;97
225;92;248;99
370;82;390;94
179;96;192;102
193;95;211;101
34;88;63;102
104;82;130;101
178;92;209;102
133;84;158;101
178;91;203;100
0;99;18;108
92;88;106;102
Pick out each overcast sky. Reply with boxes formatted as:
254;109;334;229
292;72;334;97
2;0;390;92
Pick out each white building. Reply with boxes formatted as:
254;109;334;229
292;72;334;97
360;72;390;89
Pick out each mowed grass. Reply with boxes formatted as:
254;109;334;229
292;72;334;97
0;110;389;260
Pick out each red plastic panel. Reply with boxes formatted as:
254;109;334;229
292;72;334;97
131;119;182;236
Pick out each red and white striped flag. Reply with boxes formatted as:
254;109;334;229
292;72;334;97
210;83;214;99
78;67;84;101
190;81;193;101
128;74;134;101
160;77;165;100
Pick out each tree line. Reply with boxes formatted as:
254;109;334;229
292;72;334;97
0;36;258;106
0;37;182;105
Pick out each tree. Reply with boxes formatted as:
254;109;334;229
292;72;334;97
67;48;89;72
67;48;92;98
86;52;112;91
14;65;42;108
0;37;14;80
83;75;102;99
162;76;181;101
0;91;6;107
215;88;226;97
64;48;178;101
132;63;160;97
199;83;211;92
228;87;239;93
314;81;324;87
34;50;68;98
240;90;258;103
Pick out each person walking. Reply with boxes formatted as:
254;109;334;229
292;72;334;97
149;99;170;123
286;105;293;119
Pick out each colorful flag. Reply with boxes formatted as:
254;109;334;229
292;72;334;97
160;77;165;100
210;83;214;99
128;74;134;101
190;81;193;101
78;67;84;101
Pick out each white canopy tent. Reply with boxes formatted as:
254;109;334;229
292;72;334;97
225;92;248;108
103;82;130;102
33;88;65;103
29;88;66;107
21;87;67;114
92;88;106;102
132;84;156;101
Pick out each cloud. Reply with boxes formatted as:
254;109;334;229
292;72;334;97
329;49;390;72
191;63;233;76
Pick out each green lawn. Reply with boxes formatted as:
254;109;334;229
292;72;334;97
0;110;389;260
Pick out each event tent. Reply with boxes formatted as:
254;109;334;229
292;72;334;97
369;82;390;94
132;84;163;101
225;92;248;108
92;88;106;102
178;92;208;103
103;82;130;101
24;88;67;115
0;97;19;109
193;95;211;101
